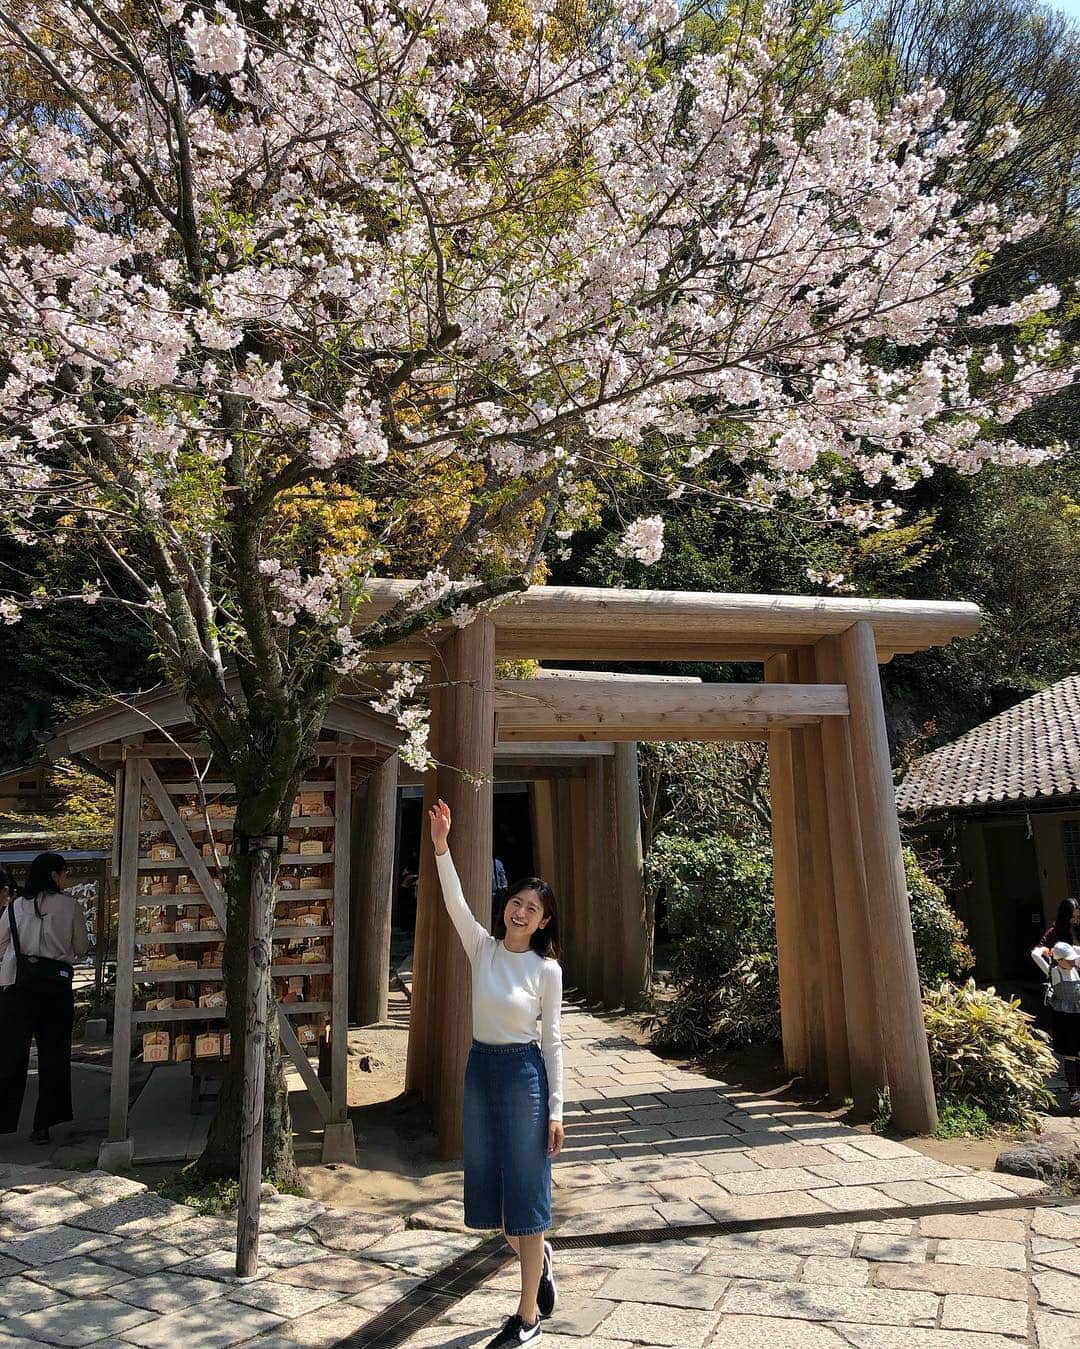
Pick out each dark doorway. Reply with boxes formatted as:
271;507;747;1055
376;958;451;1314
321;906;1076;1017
392;784;535;939
982;823;1044;979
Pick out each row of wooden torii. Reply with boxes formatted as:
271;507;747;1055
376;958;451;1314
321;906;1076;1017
51;581;981;1161
353;581;976;1155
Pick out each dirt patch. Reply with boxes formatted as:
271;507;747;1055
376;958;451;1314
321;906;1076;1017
301;986;462;1216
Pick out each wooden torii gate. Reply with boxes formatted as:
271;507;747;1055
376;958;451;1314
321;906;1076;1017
362;581;981;1156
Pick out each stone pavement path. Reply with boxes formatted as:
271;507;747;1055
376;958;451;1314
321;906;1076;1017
0;1000;1075;1348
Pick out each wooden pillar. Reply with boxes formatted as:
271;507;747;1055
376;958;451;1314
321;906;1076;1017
764;656;809;1077
601;757;622;1008
553;779;576;984
795;649;850;1104
839;621;937;1134
615;743;648;1009
434;617;496;1157
330;756;353;1119
530;780;557;887
815;635;888;1115
99;753;141;1170
584;758;606;1003
569;776;589;996
350;753;399;1025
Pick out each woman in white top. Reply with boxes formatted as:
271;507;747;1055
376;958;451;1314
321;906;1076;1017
430;799;563;1349
0;852;88;1142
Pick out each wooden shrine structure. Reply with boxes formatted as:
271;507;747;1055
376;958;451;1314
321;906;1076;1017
47;686;405;1168
361;580;981;1154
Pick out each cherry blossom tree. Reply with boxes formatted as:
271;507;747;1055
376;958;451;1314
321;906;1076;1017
0;0;1074;1177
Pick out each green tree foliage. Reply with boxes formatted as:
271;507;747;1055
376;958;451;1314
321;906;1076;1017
905;849;975;985
647;834;973;1053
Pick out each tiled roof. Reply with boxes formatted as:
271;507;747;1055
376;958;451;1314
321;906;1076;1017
896;675;1080;813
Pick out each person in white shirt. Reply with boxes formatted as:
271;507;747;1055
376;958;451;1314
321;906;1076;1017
0;852;89;1143
430;799;563;1349
1031;937;1080;1112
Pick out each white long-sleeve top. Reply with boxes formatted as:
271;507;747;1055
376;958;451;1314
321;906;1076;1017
435;850;564;1121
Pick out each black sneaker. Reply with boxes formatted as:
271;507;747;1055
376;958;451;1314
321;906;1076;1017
537;1240;557;1317
485;1315;542;1347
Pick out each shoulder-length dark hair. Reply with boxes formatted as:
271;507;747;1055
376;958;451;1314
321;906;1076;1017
494;877;561;961
22;852;67;902
1053;897;1080;944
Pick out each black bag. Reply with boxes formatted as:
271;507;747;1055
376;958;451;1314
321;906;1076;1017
8;899;73;990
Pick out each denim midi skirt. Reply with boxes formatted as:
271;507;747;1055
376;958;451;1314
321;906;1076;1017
463;1040;551;1236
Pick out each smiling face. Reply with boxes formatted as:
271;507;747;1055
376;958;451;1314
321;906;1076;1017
502;887;549;946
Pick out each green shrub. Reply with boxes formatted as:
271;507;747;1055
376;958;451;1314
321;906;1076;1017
905;850;974;986
648;834;774;988
923;980;1056;1129
650;952;780;1051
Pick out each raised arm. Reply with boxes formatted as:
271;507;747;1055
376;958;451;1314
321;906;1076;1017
429;799;488;963
1032;946;1051;977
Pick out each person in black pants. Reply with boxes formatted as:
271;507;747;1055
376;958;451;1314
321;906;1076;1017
0;853;89;1143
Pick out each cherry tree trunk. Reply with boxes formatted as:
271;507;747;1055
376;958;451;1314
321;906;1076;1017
197;801;298;1186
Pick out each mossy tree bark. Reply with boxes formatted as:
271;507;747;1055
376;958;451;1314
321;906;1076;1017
195;742;309;1186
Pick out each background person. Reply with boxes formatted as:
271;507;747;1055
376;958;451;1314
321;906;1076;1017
0;852;88;1143
1032;937;1080;1112
429;798;564;1349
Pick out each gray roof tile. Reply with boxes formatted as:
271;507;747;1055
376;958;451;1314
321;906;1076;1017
896;675;1080;812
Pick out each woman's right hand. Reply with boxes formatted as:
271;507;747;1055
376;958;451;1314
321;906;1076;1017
429;798;451;856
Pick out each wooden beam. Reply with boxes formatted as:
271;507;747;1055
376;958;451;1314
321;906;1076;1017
498;725;775;743
764;657;808;1077
495;680;848;734
495;741;616;759
815;636;888;1115
435;618;496;1158
140;763;227;926
277;1011;333;1122
839;621;937;1134
357;578;981;657
350;753;399;1025
614;744;648;1010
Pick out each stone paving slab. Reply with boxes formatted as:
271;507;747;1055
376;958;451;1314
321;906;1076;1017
110;1271;229;1313
3;1294;157;1346
117;1301;285;1348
